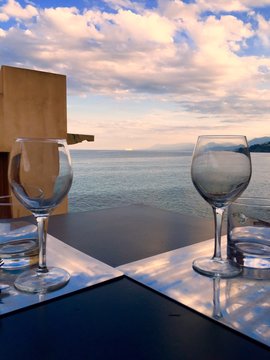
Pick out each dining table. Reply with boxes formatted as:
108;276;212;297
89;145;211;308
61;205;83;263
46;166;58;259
0;204;269;359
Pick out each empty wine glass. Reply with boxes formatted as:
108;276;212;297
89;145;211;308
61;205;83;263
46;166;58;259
8;138;73;293
191;135;252;278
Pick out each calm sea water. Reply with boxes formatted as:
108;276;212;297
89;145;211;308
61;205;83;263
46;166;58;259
68;150;270;219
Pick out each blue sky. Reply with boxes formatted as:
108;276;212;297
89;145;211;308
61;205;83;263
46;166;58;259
1;0;270;149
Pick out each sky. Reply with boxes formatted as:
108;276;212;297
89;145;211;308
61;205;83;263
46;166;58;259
0;0;270;149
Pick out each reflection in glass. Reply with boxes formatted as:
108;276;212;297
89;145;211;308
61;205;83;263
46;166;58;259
191;135;252;277
8;138;73;293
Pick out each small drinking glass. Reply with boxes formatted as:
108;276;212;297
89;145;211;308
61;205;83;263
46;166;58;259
191;135;252;277
228;197;270;278
8;138;73;293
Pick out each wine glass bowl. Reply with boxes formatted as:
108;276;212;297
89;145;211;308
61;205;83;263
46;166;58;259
191;135;252;278
8;138;73;293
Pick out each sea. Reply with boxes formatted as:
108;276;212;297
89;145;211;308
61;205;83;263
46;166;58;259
68;150;270;219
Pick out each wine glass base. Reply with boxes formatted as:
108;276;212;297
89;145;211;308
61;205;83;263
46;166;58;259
192;257;241;278
14;267;70;293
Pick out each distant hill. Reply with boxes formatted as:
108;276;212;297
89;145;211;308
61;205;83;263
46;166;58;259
249;142;270;152
148;137;270;152
248;136;270;152
248;137;270;146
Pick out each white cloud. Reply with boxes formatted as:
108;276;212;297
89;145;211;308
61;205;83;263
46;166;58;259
257;14;270;47
0;12;9;21
244;0;270;7
186;14;255;89
42;7;103;40
196;0;248;12
0;28;6;37
111;9;175;43
1;0;37;20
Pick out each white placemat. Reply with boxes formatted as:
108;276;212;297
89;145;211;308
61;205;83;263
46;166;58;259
118;237;270;347
0;234;123;316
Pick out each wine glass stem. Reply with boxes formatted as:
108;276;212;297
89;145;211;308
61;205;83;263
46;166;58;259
36;215;49;274
212;206;225;261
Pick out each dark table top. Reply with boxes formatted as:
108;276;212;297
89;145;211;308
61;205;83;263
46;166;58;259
1;205;269;359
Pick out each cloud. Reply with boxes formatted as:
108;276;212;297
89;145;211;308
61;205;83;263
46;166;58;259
0;28;6;36
186;0;248;13
257;14;270;47
42;7;103;40
0;0;37;20
0;12;9;21
102;0;145;12
114;9;175;43
0;0;270;127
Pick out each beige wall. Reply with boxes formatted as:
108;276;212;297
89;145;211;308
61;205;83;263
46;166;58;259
0;65;68;217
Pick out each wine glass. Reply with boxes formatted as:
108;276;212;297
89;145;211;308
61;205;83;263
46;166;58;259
8;138;73;293
191;135;252;278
